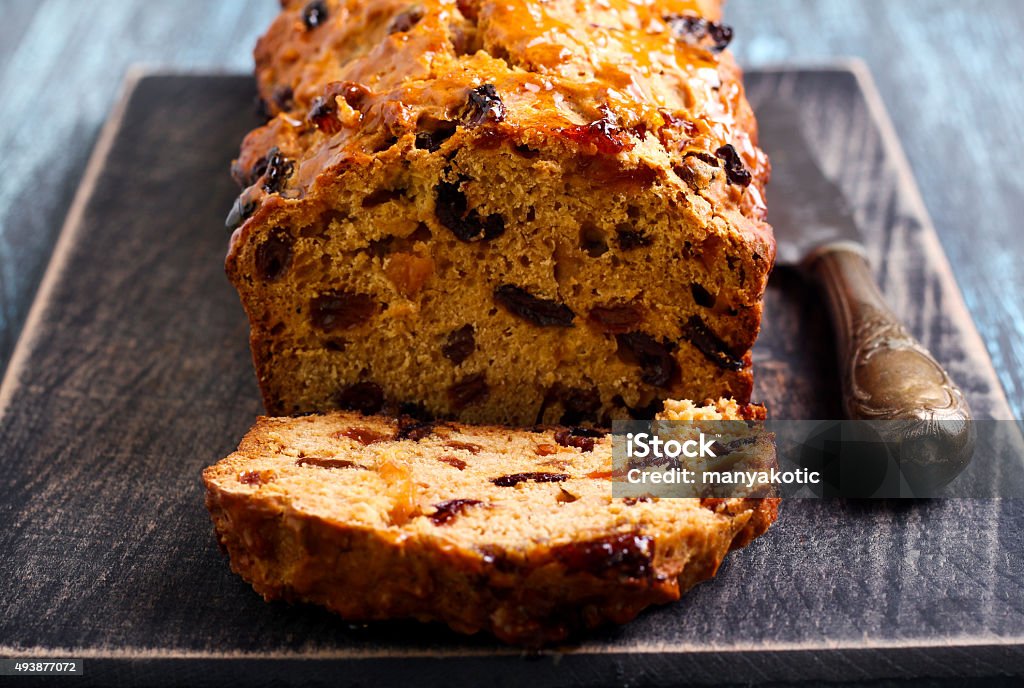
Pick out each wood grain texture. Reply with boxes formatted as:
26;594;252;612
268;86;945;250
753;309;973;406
0;0;1020;420
0;70;1020;687
0;0;275;383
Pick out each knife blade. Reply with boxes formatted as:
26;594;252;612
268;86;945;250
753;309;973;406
756;100;862;266
755;99;974;491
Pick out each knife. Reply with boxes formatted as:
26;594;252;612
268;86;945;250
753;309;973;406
757;100;974;490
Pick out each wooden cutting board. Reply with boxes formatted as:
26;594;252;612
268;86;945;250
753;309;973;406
0;65;1019;686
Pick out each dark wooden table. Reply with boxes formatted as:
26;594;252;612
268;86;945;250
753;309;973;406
1;0;1021;417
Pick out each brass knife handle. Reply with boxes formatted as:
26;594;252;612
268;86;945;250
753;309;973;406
806;242;974;489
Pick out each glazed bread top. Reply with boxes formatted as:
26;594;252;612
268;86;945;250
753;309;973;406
230;0;771;253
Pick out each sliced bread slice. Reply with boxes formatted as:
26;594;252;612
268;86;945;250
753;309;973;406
203;398;777;645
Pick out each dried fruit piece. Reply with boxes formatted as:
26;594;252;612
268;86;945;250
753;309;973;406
681;315;745;371
434;179;505;242
494;285;575;327
615;333;679;388
623;496;653;505
429;498;483;525
665;14;733;52
238;470;275;485
225;193;257;231
437;455;468;470
240;151;270;188
562;120;629;154
589;468;638;480
715;144;752;187
684;151;721;168
448;373;489;409
415;123;457;152
384;252;434;298
490;472;569;487
587;303;644;334
379;460;419;526
262;147;295;194
552;533;654;579
302;0;328;29
442;325;475;365
444;440;482;454
691;282;716;308
389;5;424;33
707;23;734;51
254;228;294;282
296;457;360;469
535;444;558;456
319;81;371;111
308;95;343;134
335;427;389;445
463;84;506;125
554;427;603;453
335;382;385;414
310;290;378;331
561;109;633;154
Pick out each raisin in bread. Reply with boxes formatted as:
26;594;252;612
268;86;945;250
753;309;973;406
203;398;778;645
225;0;774;425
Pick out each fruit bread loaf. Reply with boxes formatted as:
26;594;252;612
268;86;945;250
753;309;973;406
203;398;778;644
225;0;775;424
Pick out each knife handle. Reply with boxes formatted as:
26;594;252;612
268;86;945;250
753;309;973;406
806;241;974;489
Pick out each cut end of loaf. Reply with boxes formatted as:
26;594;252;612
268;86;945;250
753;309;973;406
228;128;772;424
203;398;778;645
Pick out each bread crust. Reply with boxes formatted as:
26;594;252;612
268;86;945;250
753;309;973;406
203;402;778;645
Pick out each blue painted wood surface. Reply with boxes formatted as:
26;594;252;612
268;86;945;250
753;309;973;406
1;0;1021;416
